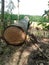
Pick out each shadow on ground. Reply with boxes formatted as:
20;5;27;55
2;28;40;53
27;42;49;65
0;35;49;65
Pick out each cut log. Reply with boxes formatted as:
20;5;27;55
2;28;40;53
3;16;29;45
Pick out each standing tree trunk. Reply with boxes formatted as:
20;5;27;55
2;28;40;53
1;0;5;36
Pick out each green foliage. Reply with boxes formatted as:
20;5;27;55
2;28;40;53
19;15;25;20
4;13;29;20
29;16;41;22
43;10;49;22
1;12;49;29
45;25;49;30
4;13;49;25
38;22;46;29
10;14;18;20
1;13;49;23
38;22;49;30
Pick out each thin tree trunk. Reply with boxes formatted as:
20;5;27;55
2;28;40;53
1;0;5;36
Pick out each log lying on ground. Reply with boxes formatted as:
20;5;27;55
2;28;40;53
3;16;29;45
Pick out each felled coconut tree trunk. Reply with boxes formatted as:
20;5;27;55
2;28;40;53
3;16;30;45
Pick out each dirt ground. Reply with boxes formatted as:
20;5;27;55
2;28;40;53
0;28;49;65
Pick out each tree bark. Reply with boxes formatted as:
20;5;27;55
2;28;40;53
1;0;5;35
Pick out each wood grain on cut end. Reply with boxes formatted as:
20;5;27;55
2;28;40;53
3;26;26;45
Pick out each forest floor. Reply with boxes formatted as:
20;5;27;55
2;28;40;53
0;28;49;65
